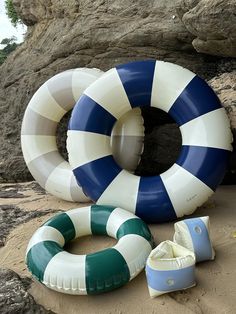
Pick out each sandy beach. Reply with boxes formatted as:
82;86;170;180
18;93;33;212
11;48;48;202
0;182;236;314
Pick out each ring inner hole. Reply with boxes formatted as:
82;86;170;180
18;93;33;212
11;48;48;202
57;110;71;161
65;235;117;255
57;107;182;176
135;107;182;176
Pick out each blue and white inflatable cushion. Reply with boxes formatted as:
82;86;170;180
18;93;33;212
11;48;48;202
67;60;232;223
173;216;215;262
145;240;196;297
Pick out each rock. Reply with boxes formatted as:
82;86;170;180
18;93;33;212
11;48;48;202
208;71;236;130
0;0;235;182
136;123;182;176
0;202;59;246
0;268;54;314
178;0;236;57
208;71;236;184
0;189;27;199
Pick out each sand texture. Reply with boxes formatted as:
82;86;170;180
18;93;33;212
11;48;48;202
0;182;236;314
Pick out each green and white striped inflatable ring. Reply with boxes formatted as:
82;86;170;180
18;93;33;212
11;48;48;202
26;205;154;295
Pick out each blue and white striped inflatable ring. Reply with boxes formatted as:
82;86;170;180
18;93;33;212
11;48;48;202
26;205;154;295
21;68;144;202
67;60;232;223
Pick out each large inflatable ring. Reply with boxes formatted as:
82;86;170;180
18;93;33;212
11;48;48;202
67;60;232;223
26;205;154;295
21;68;144;202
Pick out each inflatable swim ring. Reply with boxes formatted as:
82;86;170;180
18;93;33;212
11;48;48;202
67;60;232;223
111;108;144;172
21;68;144;202
26;205;154;295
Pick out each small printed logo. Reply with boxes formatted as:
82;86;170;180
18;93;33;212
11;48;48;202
166;278;175;286
187;194;197;202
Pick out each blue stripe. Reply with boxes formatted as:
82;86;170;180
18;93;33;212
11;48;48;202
146;264;195;292
168;76;222;126
116;60;156;108
136;176;177;223
73;155;122;201
68;94;117;136
183;218;213;262
176;145;230;191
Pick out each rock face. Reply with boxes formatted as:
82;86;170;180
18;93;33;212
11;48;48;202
0;183;60;246
0;0;235;182
209;71;236;183
209;71;236;130
178;0;236;57
0;268;54;314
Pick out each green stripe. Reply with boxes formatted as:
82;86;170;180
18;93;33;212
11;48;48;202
44;213;75;243
90;205;116;235
116;218;155;247
85;248;130;295
26;241;63;282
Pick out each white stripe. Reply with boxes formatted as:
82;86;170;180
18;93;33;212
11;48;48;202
45;161;74;202
147;286;171;298
106;207;137;238
151;61;195;112
160;164;213;217
66;206;92;237
200;216;209;229
72;68;103;101
84;68;132;119
26;226;65;255
97;170;140;214
173;221;194;253
21;135;57;163
180;108;233;150
70;174;90;202
43;252;87;294
147;241;195;271
147;283;196;298
111;108;144;136
67;130;111;168
114;234;152;280
28;84;66;122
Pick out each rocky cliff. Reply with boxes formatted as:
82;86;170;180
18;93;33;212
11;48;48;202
0;0;235;182
0;2;236;312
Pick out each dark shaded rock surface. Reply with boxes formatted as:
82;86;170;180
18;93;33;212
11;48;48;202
0;192;59;246
0;268;54;314
136;109;182;176
0;0;235;183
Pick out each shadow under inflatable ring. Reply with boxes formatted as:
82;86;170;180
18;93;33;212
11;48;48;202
67;60;232;223
21;68;144;202
26;205;154;295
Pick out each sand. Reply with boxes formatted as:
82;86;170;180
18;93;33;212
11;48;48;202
0;183;236;314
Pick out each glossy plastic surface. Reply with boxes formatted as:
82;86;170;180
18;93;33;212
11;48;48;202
21;68;144;202
68;60;232;222
173;216;215;262
146;241;196;297
26;205;154;295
